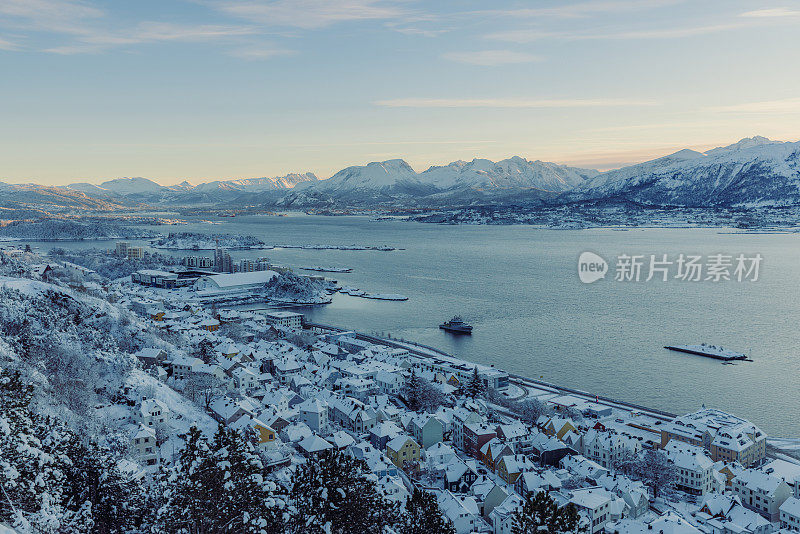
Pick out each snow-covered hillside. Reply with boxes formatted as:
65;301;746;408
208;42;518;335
565;136;800;207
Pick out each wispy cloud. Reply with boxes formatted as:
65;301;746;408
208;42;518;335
476;0;686;19
486;22;746;43
442;50;540;66
375;98;659;108
0;36;19;50
740;7;800;18
214;0;408;29
229;46;296;59
708;98;800;113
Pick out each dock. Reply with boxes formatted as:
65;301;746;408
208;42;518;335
665;344;751;361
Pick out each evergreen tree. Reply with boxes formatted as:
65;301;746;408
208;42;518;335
402;369;422;411
511;491;584;534
288;449;400;534
158;425;287;533
464;367;486;399
399;489;455;534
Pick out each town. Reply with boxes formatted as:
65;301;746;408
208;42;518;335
1;244;799;534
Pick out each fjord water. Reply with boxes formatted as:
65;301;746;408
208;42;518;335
61;214;800;436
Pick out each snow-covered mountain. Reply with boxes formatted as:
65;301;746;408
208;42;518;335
192;172;318;193
565;136;800;207
281;156;598;206
99;177;165;195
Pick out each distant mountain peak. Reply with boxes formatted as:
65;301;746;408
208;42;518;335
705;135;780;156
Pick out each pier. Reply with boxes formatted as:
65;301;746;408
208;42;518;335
665;344;751;361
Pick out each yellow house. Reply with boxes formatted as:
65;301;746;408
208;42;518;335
253;422;278;447
542;417;577;440
150;311;165;322
199;318;220;332
496;454;534;485
386;435;421;468
235;418;278;448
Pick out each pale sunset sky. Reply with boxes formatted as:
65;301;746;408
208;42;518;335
1;0;799;185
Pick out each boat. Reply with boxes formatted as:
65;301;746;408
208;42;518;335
440;316;473;334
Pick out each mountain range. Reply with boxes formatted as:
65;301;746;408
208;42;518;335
1;136;798;212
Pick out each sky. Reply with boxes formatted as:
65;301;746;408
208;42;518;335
1;0;799;186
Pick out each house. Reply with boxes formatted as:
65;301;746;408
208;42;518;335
695;494;772;534
230;416;279;449
297;398;329;434
386;435;421;469
209;397;253;425
515;470;563;497
762;459;800;498
378;475;410;504
664;441;719;496
297;434;333;457
410;414;444;450
569;487;615;534
135;398;169;428
540;416;578;440
435;458;478;493
605;512;704;534
583;429;642;469
330;430;356;450
375;370;403;396
370;420;404;451
780;497;800;531
532;432;578;467
496;454;535;485
426;442;457;470
490;493;524;534
231;367;258;391
731;467;793;521
464;422;497;459
438;491;480;534
596;473;650;518
496;421;533;454
451;408;483;452
131;425;159;468
561;455;609;482
480;438;514;473
134;348;167;367
471;476;509;517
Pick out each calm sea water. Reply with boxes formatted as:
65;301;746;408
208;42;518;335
28;214;800;437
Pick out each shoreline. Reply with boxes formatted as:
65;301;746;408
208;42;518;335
301;320;800;447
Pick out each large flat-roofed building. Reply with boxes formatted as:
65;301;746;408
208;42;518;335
264;311;303;329
660;408;766;467
193;270;278;293
132;269;179;288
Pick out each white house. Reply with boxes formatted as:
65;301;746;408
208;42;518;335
731;468;793;521
135;398;169;428
780;497;800;531
298;397;329;433
438;491;480;534
664;441;719;496
131;424;159;468
569;487;615;534
490;493;524;534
